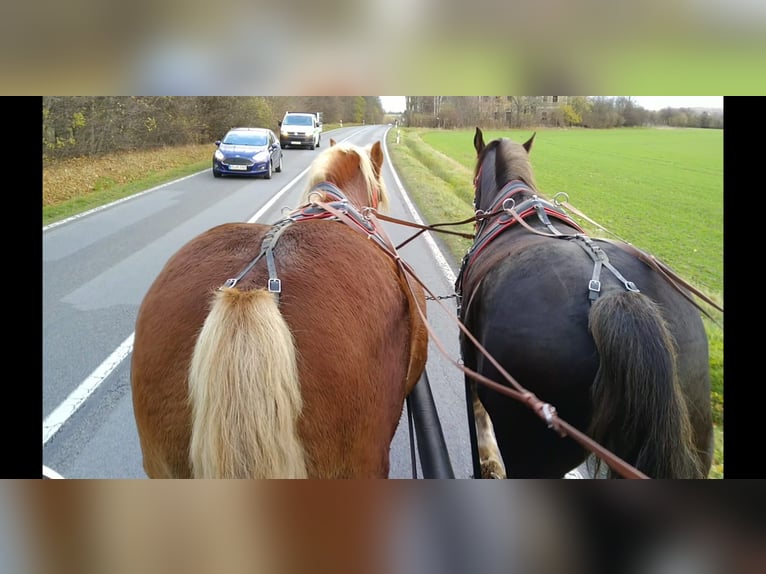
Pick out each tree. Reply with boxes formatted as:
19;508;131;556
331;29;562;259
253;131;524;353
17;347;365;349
560;104;582;126
569;96;592;119
615;96;645;127
353;96;366;123
583;97;622;128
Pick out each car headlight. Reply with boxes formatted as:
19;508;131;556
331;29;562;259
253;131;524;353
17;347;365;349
253;151;269;162
214;150;224;161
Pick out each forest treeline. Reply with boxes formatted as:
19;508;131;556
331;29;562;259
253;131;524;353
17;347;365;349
43;96;722;162
404;96;724;130
42;96;385;161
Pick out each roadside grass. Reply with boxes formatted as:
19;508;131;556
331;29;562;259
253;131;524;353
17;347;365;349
42;132;355;226
43;144;212;226
386;127;723;479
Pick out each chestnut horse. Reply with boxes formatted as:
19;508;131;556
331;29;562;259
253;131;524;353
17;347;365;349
130;139;428;478
458;128;713;478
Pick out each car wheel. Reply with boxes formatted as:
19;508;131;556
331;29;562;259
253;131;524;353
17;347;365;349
213;168;221;178
264;160;273;179
275;153;282;172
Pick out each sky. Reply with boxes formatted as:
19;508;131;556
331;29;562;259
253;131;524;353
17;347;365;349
379;96;723;113
627;96;723;110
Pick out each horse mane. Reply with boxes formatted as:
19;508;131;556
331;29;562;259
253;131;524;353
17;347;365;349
302;141;389;212
477;138;538;192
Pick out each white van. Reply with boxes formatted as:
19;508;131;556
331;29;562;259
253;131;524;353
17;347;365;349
279;112;322;149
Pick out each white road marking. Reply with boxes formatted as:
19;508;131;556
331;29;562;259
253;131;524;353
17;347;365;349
382;135;457;284
246;169;308;223
43;173;203;231
42;465;65;478
43;333;134;445
41;135;347;447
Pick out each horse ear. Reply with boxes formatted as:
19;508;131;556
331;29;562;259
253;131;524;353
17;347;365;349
370;141;384;177
330;139;337;147
474;127;485;155
523;132;536;153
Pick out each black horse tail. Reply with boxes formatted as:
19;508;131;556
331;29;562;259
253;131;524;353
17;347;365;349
587;291;705;479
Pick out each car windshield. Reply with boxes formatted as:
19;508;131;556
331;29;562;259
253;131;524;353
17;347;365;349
284;115;313;126
223;132;268;146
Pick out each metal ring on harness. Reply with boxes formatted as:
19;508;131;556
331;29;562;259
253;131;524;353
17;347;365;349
502;197;516;212
552;192;570;207
307;191;321;204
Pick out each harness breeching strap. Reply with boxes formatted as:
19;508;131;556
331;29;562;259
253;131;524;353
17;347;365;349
219;182;359;302
571;234;640;303
558;199;723;319
221;217;295;302
264;221;294;299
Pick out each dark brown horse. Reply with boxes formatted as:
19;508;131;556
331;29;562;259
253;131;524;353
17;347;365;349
458;128;713;478
131;139;428;478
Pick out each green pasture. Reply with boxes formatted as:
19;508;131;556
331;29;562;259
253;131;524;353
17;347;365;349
411;127;722;295
386;126;724;478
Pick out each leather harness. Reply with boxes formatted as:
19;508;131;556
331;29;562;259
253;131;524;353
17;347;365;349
455;179;640;318
221;182;383;303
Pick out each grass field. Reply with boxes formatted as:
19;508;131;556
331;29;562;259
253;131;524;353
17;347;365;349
386;126;723;478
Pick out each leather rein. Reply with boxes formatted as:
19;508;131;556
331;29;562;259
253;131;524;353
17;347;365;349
356;181;722;479
310;185;652;479
375;182;723;321
224;179;717;479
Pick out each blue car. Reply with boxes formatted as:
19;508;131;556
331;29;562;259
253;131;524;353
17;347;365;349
212;127;283;178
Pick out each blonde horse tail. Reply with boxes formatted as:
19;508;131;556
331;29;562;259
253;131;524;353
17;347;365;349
188;287;307;478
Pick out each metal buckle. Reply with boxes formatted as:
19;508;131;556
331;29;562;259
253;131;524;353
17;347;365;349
588;279;601;293
268;278;282;293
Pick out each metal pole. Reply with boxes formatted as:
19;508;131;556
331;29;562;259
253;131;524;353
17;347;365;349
464;380;483;479
406;370;455;478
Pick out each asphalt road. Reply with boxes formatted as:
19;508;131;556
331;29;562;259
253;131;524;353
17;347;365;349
42;125;478;479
